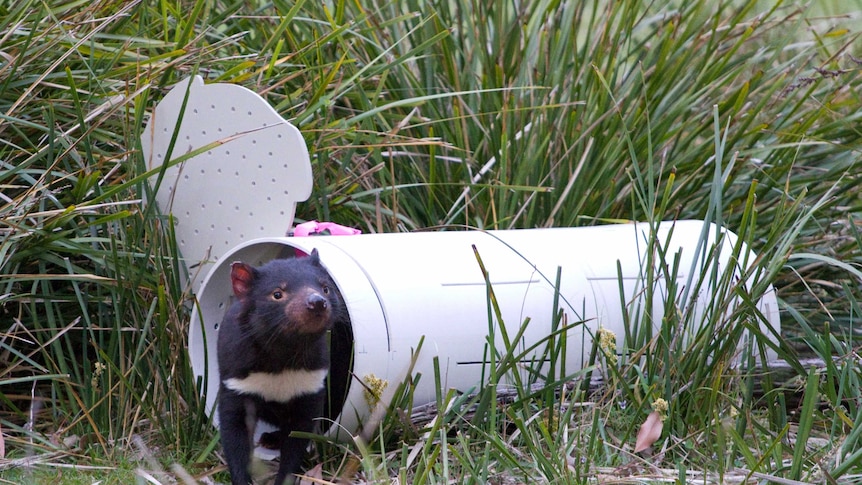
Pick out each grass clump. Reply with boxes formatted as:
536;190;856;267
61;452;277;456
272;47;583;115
1;0;862;483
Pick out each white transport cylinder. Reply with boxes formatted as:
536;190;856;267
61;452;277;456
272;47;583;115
139;77;781;450
189;220;781;437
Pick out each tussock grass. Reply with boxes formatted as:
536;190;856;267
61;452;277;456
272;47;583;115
1;0;862;483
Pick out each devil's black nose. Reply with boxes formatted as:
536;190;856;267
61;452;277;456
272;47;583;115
307;293;328;312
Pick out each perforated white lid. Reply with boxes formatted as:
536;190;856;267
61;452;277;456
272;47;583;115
140;76;312;292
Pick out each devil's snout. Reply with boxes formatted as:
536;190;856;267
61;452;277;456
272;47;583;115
306;293;328;312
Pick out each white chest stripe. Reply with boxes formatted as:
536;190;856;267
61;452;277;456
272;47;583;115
224;368;328;403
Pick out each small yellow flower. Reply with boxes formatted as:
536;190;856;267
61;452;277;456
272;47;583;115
362;374;388;408
597;328;618;366
651;398;669;421
91;361;107;389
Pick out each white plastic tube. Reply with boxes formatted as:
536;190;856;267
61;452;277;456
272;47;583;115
189;220;780;438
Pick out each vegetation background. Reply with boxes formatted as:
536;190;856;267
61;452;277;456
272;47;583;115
1;0;862;483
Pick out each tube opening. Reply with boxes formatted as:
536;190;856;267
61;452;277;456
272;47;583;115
194;241;355;436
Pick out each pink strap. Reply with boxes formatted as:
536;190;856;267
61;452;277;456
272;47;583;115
292;221;361;237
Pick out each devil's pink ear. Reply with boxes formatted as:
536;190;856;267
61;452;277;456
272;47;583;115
230;262;256;299
308;248;321;266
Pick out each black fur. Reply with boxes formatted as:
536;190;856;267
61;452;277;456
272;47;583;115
217;249;347;485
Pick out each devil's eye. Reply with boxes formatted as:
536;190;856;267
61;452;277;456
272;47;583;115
272;290;284;300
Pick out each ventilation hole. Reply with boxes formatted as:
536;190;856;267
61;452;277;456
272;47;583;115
251;139;257;144
251;181;257;186
241;155;247;160
226;226;232;232
180;239;185;245
277;133;282;138
207;151;212;156
185;135;190;140
247;110;253;116
234;171;240;177
279;210;285;215
157;153;163;159
211;104;216;110
240;233;245;238
258;164;263;169
193;229;199;235
225;240;229;245
214;322;220;330
193;108;198;114
262;122;268;127
283;163;288;169
283;189;289;195
259;226;265;231
201;203;206;209
234;205;240;211
218;127;223;133
210;224;215;229
218;302;224;309
183;174;189;180
218;200;223;206
231;106;236;112
266;196;272;201
268;151;273;157
271;178;276;183
202;130;207;136
217;168;222;174
185;211;190;217
200;168;206;174
248;212;254;217
163;127;168;133
225;150;230;156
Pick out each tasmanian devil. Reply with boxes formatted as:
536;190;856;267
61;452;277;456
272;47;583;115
217;249;345;485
